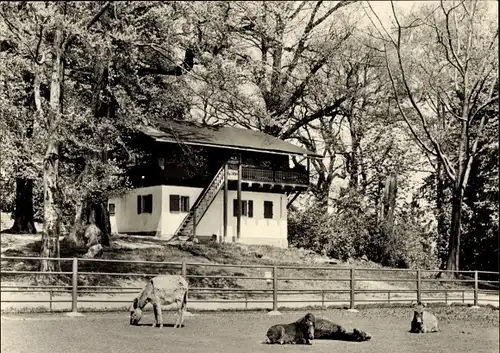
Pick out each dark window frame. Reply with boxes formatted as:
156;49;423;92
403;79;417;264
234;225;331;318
181;196;190;213
170;194;190;213
109;203;116;216
137;194;153;214
233;199;253;218
264;201;273;219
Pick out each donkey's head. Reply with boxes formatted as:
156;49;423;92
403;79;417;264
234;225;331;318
297;313;316;340
129;297;143;325
411;301;426;332
352;328;372;341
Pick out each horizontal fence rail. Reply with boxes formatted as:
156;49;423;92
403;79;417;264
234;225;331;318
1;256;498;313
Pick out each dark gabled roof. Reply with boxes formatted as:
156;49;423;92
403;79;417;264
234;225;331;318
141;120;322;158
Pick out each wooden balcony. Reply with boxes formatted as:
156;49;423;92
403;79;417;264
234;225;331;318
227;164;309;186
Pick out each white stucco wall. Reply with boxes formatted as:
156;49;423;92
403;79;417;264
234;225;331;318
109;186;288;248
224;191;288;248
109;186;163;235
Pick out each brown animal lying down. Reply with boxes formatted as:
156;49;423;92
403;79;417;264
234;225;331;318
266;313;316;345
314;318;372;342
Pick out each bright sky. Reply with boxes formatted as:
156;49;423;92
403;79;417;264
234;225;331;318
365;0;498;26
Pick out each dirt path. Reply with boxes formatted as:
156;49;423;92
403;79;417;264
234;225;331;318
2;310;498;353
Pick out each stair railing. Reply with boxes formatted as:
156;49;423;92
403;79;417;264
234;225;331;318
173;163;227;236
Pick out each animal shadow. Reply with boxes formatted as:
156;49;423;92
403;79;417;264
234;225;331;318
132;323;185;328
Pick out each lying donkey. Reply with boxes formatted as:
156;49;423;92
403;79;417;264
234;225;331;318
129;275;188;329
266;313;316;345
410;301;439;333
314;317;372;342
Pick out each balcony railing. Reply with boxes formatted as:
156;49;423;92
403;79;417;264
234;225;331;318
227;164;308;185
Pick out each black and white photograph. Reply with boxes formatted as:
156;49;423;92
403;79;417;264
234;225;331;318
0;1;498;352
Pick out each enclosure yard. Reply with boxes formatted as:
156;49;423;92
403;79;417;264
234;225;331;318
1;308;498;353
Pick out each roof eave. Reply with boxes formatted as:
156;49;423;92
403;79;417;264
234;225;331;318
151;136;323;159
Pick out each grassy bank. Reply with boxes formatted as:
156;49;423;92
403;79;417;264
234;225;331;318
0;233;487;301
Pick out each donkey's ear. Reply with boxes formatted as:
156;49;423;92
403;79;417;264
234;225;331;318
133;298;138;309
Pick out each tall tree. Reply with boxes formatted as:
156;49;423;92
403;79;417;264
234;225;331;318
1;1;113;271
369;0;498;273
184;1;358;138
0;8;47;234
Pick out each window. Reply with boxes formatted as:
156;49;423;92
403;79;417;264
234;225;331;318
264;201;273;219
170;195;190;213
181;196;190;213
233;199;253;217
137;194;153;214
108;203;116;216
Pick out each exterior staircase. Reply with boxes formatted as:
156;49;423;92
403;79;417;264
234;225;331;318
171;164;226;242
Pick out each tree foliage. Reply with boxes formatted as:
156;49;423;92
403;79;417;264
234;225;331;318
0;1;497;274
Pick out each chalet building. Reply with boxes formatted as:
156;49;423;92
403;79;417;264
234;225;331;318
108;120;320;248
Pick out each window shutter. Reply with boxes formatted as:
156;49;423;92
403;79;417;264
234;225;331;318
233;199;238;217
248;200;253;218
264;201;273;219
109;203;116;216
242;200;247;216
170;195;180;212
144;194;153;213
137;195;142;214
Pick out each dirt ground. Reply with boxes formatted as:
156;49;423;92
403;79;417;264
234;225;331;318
1;308;498;353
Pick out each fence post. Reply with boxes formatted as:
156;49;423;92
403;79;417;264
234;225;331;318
49;290;53;312
473;271;479;306
388;290;391;304
272;266;278;312
181;260;187;279
416;270;422;303
350;268;355;309
321;290;325;309
445;291;448;305
462;290;465;303
71;258;78;313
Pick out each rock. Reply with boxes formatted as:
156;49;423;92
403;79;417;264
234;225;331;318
84;224;101;247
361;255;369;262
13;262;26;271
83;244;103;258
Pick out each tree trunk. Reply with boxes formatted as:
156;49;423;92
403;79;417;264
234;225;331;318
88;200;111;247
4;178;37;234
68;197;111;248
40;25;63;272
435;162;448;267
66;198;87;248
445;184;463;273
378;174;398;230
40;140;61;272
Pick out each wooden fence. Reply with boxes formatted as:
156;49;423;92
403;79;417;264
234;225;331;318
0;256;498;313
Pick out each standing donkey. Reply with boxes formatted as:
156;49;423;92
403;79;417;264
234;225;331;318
129;275;188;328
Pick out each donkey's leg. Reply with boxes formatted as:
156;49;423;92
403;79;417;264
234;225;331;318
179;297;186;328
174;300;181;328
152;303;158;328
157;305;163;329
